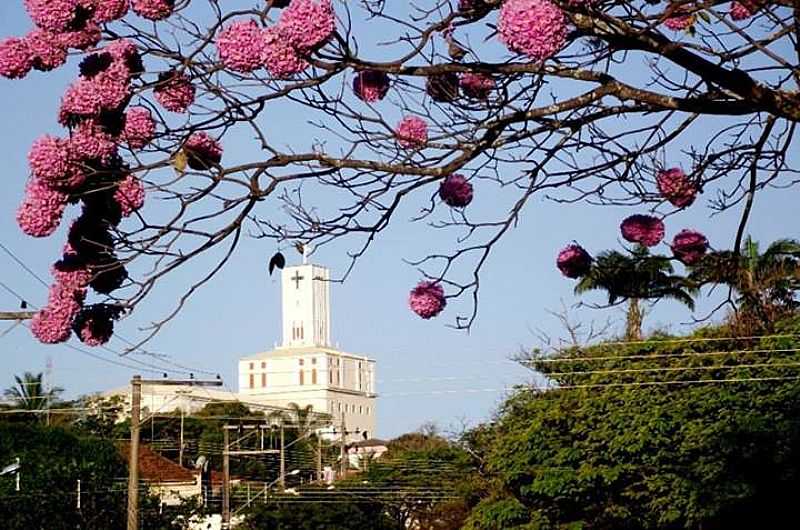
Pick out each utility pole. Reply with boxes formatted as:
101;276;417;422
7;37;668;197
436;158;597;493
222;427;230;529
127;376;141;530
127;376;222;530
76;479;81;511
15;458;20;492
339;412;347;477
0;311;35;321
279;422;285;489
179;407;185;467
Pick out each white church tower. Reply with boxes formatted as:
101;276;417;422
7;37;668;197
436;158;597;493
238;254;377;441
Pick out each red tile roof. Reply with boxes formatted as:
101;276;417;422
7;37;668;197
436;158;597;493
118;443;197;483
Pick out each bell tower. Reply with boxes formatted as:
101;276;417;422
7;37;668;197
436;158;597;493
280;257;331;349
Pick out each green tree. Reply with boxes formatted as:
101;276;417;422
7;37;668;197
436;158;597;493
575;247;696;340
464;319;800;530
690;237;800;332
2;372;63;423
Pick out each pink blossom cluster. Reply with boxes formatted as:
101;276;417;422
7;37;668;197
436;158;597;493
730;1;757;20
671;229;709;265
123;106;156;149
353;70;390;102
74;304;118;346
30;284;82;344
52;258;93;294
656;167;697;208
131;0;174;21
620;214;665;247
27;135;84;190
0;37;35;79
59;24;102;51
409;281;446;319
184;132;224;170
70;119;117;160
498;0;567;62
16;179;69;237
439;174;474;208
88;0;130;23
460;73;495;100
278;0;335;53
114;174;146;216
154;72;196;113
216;20;269;73
262;26;309;78
664;7;695;31
24;0;79;33
60;60;133;125
26;30;68;72
395;116;428;149
556;243;592;278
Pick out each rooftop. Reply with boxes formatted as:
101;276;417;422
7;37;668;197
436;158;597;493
240;345;375;362
118;444;196;484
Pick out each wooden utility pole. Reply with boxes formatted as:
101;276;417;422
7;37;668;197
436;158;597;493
179;407;185;467
222;428;230;529
127;376;222;530
126;376;141;530
0;311;34;321
339;412;347;477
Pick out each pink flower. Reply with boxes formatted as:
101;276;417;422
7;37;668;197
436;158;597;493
105;38;138;62
460;72;495;100
656;167;697;208
0;37;34;79
25;0;79;33
17;180;69;238
184;132;223;170
25;30;68;72
123;106;155;149
30;285;82;344
93;61;133;110
28;135;85;190
262;26;308;78
52;257;93;295
74;304;122;346
114;174;145;216
88;0;130;23
620;214;665;247
409;281;446;319
353;70;390;102
131;0;174;21
664;5;695;31
278;0;335;54
59;78;104;124
498;0;567;62
58;23;103;50
154;72;195;113
395;116;428;149
70;119;118;161
730;1;757;21
556;243;592;279
438;174;473;208
426;73;460;102
671;229;708;265
216;20;268;73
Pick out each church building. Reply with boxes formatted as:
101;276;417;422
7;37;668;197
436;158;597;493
237;259;377;441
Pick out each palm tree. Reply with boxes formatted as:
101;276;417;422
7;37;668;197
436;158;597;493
268;402;322;439
575;247;697;340
3;372;63;421
689;237;800;331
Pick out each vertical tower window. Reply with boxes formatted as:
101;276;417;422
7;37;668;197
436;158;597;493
261;373;266;388
299;370;304;385
312;369;317;385
249;374;254;389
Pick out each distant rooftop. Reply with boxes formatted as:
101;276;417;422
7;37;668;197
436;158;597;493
240;345;375;362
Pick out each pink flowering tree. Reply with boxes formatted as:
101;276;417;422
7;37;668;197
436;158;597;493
1;0;798;346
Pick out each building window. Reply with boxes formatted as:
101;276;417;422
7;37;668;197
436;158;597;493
312;369;317;385
299;359;304;366
249;362;254;370
299;370;304;385
249;374;254;389
366;407;370;415
359;406;363;414
338;403;341;412
312;357;317;364
261;373;266;388
261;362;266;369
329;370;333;384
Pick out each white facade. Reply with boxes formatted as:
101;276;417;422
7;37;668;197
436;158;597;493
238;261;378;441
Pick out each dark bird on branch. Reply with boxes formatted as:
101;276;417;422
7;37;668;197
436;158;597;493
268;252;286;276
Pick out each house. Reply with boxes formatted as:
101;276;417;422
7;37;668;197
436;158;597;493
347;438;389;470
119;443;201;506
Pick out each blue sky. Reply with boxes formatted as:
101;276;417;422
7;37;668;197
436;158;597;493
0;1;796;438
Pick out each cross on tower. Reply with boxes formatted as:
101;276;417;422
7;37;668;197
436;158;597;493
292;270;304;289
